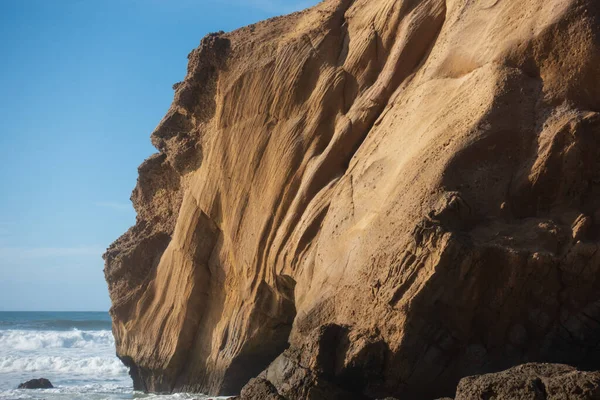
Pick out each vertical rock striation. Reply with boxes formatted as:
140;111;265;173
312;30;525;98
104;0;600;398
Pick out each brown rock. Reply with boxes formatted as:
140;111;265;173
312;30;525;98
571;214;592;242
104;0;600;398
454;363;600;400
238;377;285;400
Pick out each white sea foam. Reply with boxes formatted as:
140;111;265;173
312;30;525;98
0;328;129;393
0;327;232;399
0;329;114;351
0;354;127;375
0;385;228;400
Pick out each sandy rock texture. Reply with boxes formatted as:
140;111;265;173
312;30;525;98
104;0;600;398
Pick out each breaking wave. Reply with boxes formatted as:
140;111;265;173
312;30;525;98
0;329;114;351
0;354;127;375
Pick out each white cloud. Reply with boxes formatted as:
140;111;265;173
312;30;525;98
95;201;132;211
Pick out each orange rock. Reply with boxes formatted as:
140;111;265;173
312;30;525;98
104;0;600;398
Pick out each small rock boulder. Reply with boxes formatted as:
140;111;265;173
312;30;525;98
238;377;285;400
18;378;53;389
454;363;600;400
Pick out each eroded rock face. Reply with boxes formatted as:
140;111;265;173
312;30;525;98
104;0;600;398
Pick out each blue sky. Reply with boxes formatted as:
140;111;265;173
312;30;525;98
0;0;318;311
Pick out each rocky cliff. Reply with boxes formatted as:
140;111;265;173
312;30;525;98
104;0;600;398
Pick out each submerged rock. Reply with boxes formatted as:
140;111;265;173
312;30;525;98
18;378;53;389
104;0;600;398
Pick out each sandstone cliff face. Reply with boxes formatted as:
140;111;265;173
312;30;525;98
104;0;600;398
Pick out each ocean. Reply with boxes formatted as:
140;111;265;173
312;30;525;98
0;312;221;400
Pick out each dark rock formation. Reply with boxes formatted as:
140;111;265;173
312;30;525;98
18;378;53;389
104;0;600;398
238;363;600;399
454;363;600;400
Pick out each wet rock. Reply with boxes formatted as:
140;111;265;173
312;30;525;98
18;378;53;389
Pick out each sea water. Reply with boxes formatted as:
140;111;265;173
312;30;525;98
0;312;221;400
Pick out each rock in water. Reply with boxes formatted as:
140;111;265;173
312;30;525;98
18;378;53;389
104;0;600;398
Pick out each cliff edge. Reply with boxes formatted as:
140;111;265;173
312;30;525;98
104;0;600;398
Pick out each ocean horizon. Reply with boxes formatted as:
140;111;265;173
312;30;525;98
0;311;224;400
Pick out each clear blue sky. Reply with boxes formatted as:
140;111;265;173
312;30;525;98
0;0;317;311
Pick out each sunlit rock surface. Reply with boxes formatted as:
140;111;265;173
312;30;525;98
104;0;600;398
